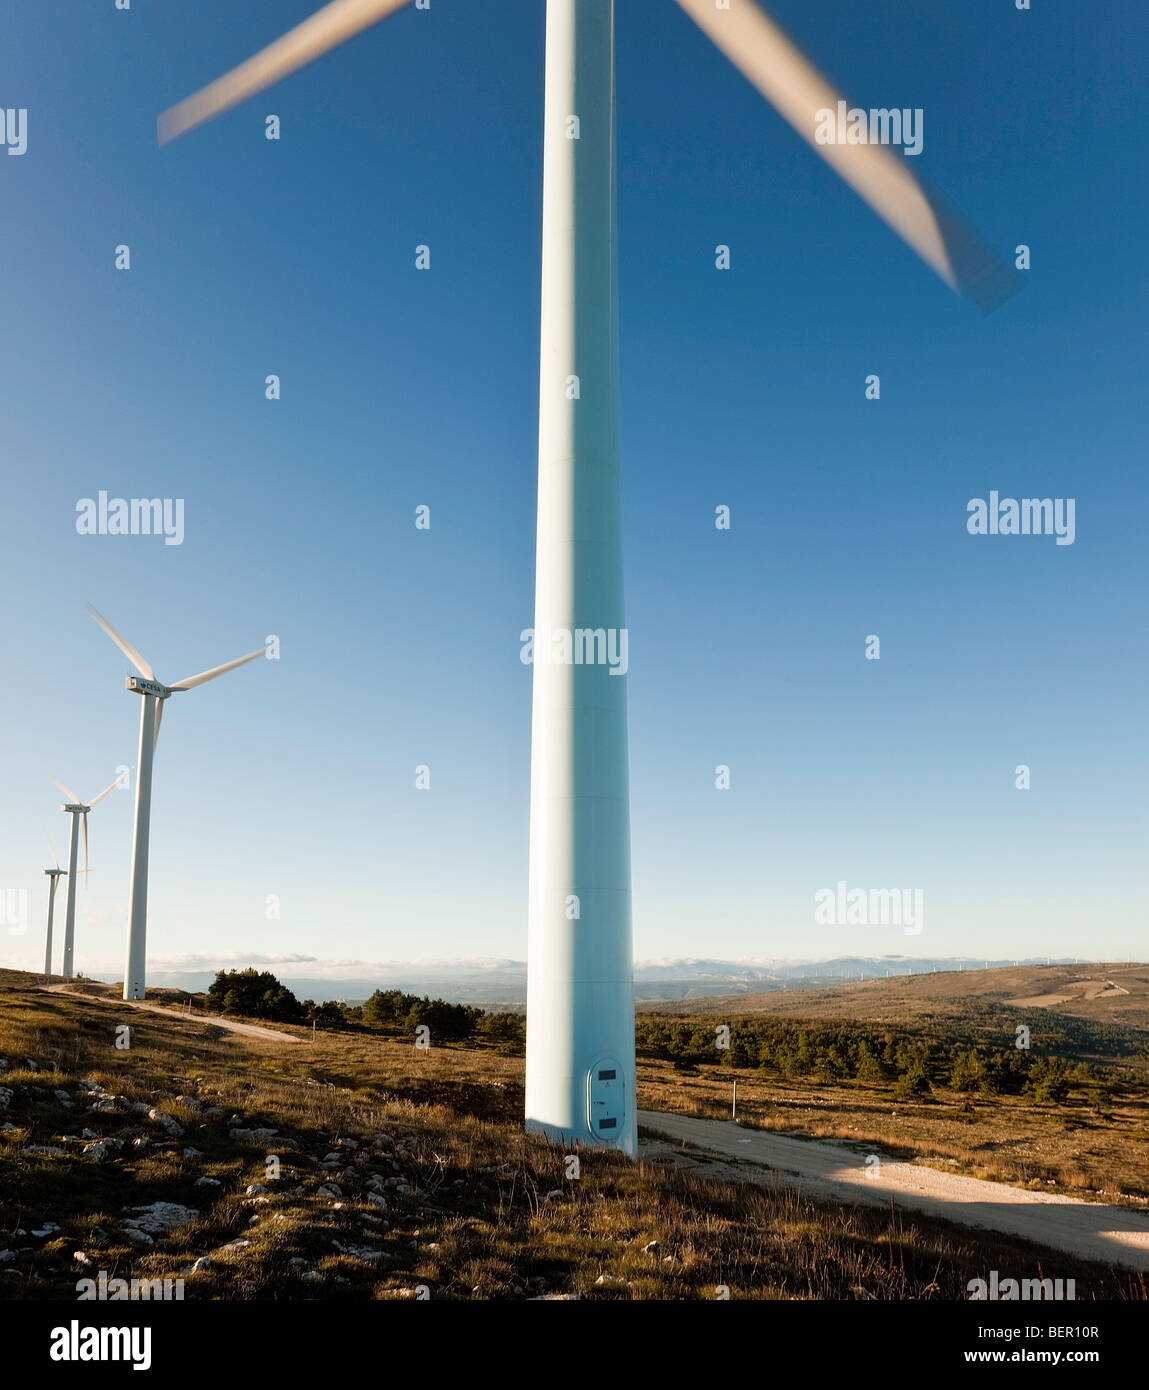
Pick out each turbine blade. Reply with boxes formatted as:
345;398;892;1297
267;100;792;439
158;0;414;146
674;0;1020;310
49;774;80;805
170;648;265;691
87;775;123;808
87;604;155;681
46;835;60;870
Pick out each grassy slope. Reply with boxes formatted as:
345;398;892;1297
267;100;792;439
1;972;1143;1301
637;964;1149;1033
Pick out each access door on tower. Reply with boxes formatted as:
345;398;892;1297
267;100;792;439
587;1058;626;1141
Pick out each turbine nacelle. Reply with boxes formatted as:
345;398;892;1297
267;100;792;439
59;802;89;814
127;676;172;699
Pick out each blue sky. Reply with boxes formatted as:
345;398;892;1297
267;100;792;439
1;0;1145;983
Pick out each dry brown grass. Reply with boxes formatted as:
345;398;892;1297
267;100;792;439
1;972;1145;1301
636;1060;1149;1206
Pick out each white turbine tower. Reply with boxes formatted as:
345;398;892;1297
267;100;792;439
49;774;122;979
87;606;266;1001
42;838;67;978
154;0;1017;1156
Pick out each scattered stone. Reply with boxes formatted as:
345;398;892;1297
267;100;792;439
73;1251;93;1267
316;1183;342;1199
24;1059;38;1072
147;1108;184;1138
202;1108;224;1123
229;1127;294;1148
544;1190;565;1202
131;1138;149;1151
24;1144;66;1156
30;1223;59;1239
182;1146;204;1159
193;1177;221;1189
594;1274;628;1288
220;1239;252;1252
120;1202;198;1241
82;1142;110;1161
0;1087;13;1111
332;1240;388;1263
245;1183;268;1195
174;1096;202;1112
365;1191;388;1209
643;1241;661;1255
53;1089;71;1102
0;1251;16;1265
81;1128;98;1140
190;1257;212;1273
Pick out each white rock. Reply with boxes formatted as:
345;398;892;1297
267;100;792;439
245;1183;267;1195
193;1177;221;1189
147;1108;184;1137
82;1142;110;1161
190;1257;212;1273
121;1201;199;1236
332;1240;388;1263
228;1127;283;1145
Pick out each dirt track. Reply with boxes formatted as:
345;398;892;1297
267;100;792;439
41;983;299;1043
639;1109;1149;1272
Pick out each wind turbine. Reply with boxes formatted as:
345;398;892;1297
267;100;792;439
155;0;1018;1157
49;774;122;979
87;606;266;1001
42;837;67;978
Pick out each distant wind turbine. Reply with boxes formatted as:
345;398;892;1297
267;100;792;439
42;837;67;977
48;774;122;979
87;605;266;1001
155;0;1019;1155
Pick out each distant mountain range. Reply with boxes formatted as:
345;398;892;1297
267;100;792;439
108;954;1096;1011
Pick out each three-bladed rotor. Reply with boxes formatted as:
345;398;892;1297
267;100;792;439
155;0;1019;310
